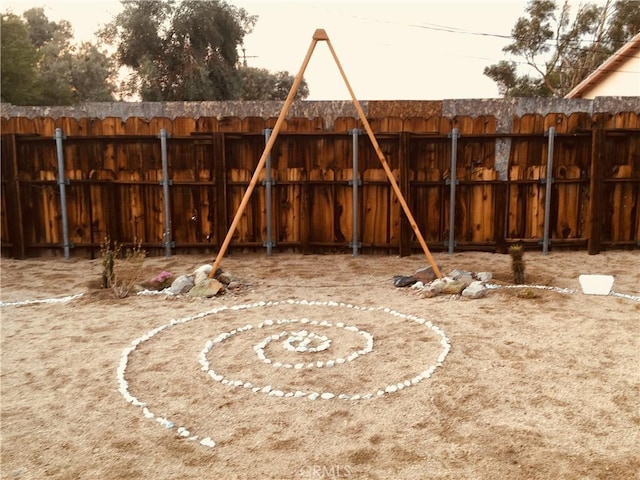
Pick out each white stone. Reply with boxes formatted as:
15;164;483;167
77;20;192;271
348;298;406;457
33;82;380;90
193;264;213;277
308;392;320;400
476;271;493;282
321;392;335;400
200;437;216;448
385;385;398;393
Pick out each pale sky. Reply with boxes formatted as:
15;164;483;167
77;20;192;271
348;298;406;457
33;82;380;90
1;0;568;100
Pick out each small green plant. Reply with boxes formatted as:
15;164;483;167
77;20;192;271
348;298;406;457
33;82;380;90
100;236;146;298
509;244;526;285
100;236;119;289
516;287;539;299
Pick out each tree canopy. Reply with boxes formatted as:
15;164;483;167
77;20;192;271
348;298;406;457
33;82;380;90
1;13;41;104
484;0;640;97
1;8;116;105
102;0;309;101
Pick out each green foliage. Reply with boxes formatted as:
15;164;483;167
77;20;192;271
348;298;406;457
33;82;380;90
236;67;309;100
1;8;116;105
516;287;540;299
484;0;640;97
0;14;41;104
103;0;308;101
100;237;119;289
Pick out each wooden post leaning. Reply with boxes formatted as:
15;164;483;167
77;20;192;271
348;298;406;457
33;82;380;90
209;30;324;276
210;29;443;279
322;37;443;278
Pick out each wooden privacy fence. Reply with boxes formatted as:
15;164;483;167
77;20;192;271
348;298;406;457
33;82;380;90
1;112;638;258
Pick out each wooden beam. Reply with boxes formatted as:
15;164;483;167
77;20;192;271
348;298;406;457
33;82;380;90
212;133;228;249
209;30;322;276
323;37;443;278
3;134;26;258
587;115;606;255
398;131;411;257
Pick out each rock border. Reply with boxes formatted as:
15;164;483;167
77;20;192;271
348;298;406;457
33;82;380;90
117;299;451;449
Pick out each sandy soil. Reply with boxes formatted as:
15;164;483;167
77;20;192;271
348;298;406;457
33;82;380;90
1;249;639;480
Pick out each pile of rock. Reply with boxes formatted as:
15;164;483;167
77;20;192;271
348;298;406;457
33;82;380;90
141;265;239;298
393;266;492;299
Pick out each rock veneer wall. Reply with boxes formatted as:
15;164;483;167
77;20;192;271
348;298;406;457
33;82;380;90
2;97;638;129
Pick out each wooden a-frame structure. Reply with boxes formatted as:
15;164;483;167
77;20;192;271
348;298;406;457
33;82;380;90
210;29;442;279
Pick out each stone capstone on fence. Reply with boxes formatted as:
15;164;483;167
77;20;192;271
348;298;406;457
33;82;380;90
2;97;638;129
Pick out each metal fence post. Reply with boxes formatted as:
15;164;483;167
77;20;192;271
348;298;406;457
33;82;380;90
159;128;173;256
262;128;275;255
349;128;362;256
446;128;459;254
54;128;71;259
542;126;555;255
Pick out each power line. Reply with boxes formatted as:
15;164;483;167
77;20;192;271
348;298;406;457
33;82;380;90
338;9;639;63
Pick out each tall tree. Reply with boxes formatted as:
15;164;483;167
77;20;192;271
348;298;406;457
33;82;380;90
1;8;116;105
1;13;41;104
103;0;309;101
484;0;640;97
103;0;255;101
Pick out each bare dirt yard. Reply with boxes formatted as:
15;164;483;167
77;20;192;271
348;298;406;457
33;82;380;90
1;249;639;480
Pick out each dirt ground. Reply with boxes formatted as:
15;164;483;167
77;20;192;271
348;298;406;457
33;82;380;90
1;249;639;480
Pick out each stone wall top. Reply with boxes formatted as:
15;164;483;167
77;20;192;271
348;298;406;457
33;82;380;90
1;97;638;129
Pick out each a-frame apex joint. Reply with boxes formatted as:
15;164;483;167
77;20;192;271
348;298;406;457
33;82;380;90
313;29;329;41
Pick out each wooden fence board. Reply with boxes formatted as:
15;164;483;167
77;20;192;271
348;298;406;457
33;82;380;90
228;168;253;243
309;167;335;243
195;116;219;133
555;165;582;239
362;169;389;246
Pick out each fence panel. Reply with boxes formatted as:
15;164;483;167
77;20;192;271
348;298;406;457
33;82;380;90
1;112;638;257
